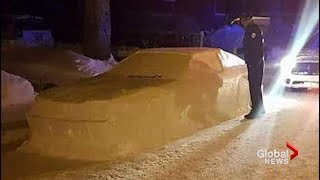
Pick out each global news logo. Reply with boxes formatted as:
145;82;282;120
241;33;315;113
256;141;298;165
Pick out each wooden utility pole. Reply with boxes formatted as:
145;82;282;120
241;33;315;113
83;0;111;60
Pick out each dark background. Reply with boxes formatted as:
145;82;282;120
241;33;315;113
0;0;305;44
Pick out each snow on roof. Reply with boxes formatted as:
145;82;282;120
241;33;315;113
296;55;319;63
139;47;220;54
16;14;44;20
138;47;243;70
112;48;225;75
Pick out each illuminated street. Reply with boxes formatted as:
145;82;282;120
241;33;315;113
1;64;318;179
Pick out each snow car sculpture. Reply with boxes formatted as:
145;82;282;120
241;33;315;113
21;48;250;160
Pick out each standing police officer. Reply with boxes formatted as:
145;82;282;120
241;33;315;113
240;11;266;119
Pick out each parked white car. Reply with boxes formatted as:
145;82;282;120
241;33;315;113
1;14;54;47
283;55;319;89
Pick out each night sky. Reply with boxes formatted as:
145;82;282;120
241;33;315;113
1;0;306;43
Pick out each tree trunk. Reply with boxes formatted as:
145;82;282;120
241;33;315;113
83;0;111;60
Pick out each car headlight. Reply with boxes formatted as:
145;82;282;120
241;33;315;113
280;55;296;76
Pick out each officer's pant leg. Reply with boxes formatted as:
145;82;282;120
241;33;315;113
255;61;265;112
247;62;265;112
247;65;256;109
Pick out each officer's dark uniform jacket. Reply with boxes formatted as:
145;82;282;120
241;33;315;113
243;22;264;65
242;21;265;114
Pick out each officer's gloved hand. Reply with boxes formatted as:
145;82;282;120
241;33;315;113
237;48;244;54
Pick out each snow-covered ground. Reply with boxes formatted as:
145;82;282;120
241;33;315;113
1;62;318;180
1;91;318;180
1;70;34;152
1;45;117;91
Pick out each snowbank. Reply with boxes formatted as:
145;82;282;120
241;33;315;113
1;70;35;123
1;70;35;107
20;48;250;160
76;54;117;76
1;45;117;90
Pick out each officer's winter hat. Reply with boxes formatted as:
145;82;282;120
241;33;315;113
240;11;253;19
